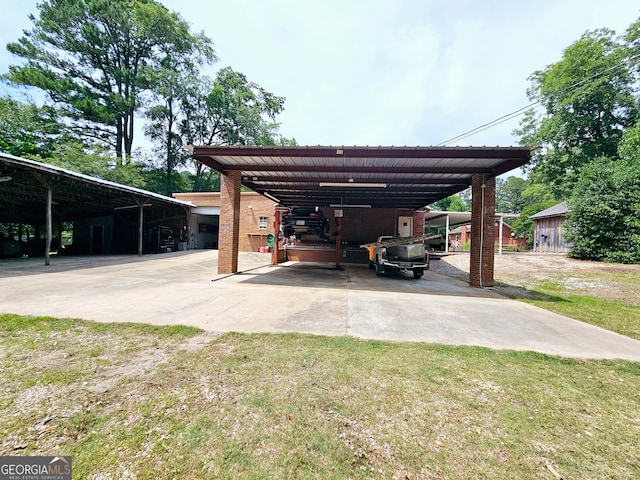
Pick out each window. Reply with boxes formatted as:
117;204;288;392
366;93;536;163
259;217;268;230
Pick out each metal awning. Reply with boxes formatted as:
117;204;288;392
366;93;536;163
192;145;532;209
424;210;473;228
0;152;194;224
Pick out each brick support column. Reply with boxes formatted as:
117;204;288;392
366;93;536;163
470;174;496;287
413;210;425;236
218;171;241;274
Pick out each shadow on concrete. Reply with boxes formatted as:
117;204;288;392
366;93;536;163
0;253;184;277
493;281;570;304
233;261;502;299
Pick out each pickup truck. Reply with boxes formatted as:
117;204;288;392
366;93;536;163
361;235;432;279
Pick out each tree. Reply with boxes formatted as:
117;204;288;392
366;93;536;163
506;171;557;245
496;176;528;213
516;28;637;196
430;193;468;212
175;67;286;190
47;141;147;187
565;124;640;263
4;0;214;164
0;97;63;157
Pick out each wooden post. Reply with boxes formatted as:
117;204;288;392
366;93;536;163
45;186;52;266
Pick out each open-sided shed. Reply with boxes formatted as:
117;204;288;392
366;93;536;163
0;152;193;263
191;145;532;287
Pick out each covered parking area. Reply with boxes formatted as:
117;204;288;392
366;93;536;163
191;145;532;287
0;152;193;263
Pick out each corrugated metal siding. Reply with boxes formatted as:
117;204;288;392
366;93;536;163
534;216;569;252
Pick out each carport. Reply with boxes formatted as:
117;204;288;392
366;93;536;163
191;145;531;287
0;152;194;263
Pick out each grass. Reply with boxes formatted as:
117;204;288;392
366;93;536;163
1;314;639;479
495;271;640;340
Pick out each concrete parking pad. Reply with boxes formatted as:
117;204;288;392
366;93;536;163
1;251;639;361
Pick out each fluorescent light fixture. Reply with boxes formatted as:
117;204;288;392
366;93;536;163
319;182;387;188
264;192;280;203
329;204;371;208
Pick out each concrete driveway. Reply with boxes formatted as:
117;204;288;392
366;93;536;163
1;250;639;361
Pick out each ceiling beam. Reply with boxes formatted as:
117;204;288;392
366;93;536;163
216;165;490;174
241;175;471;185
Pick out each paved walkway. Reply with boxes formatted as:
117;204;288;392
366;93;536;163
1;251;639;361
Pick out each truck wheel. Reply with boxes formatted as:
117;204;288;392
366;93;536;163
413;268;424;279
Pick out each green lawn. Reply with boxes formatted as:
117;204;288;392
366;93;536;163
495;270;640;340
1;314;639;479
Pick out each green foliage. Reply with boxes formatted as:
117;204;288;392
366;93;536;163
46;141;146;188
430;193;468;212
565;153;640;263
496;176;528;213
161;67;287;191
4;0;214;163
516;28;637;196
0;97;63;157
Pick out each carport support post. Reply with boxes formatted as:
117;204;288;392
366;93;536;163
44;185;52;266
470;174;496;287
445;213;450;253
219;170;241;274
137;198;144;256
272;210;280;266
335;216;342;269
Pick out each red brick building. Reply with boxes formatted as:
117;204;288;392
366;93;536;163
173;192;276;252
449;222;526;251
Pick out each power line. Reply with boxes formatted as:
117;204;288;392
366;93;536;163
437;52;640;146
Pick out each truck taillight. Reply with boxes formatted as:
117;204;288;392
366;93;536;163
380;249;386;259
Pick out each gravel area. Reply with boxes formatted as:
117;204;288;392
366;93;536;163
430;251;640;305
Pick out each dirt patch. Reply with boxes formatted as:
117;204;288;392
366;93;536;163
430;252;640;305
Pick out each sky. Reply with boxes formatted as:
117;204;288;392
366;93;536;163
1;0;639;149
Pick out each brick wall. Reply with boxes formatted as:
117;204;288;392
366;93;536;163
174;191;276;252
173;192;424;253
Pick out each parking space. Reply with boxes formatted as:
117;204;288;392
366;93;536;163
1;251;639;360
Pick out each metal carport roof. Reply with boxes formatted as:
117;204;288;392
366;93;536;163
0;152;194;224
191;145;532;209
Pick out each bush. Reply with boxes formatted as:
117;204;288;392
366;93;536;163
565;156;640;263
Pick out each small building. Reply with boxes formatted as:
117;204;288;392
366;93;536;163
173;192;276;252
529;202;570;253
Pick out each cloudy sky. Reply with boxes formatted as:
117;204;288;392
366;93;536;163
1;0;639;148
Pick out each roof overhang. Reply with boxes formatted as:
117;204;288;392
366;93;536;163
424;210;473;228
0;153;194;224
192;145;532;209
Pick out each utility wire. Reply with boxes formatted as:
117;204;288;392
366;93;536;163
437;52;640;146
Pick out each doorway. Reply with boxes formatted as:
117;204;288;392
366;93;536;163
90;225;104;254
398;216;413;237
